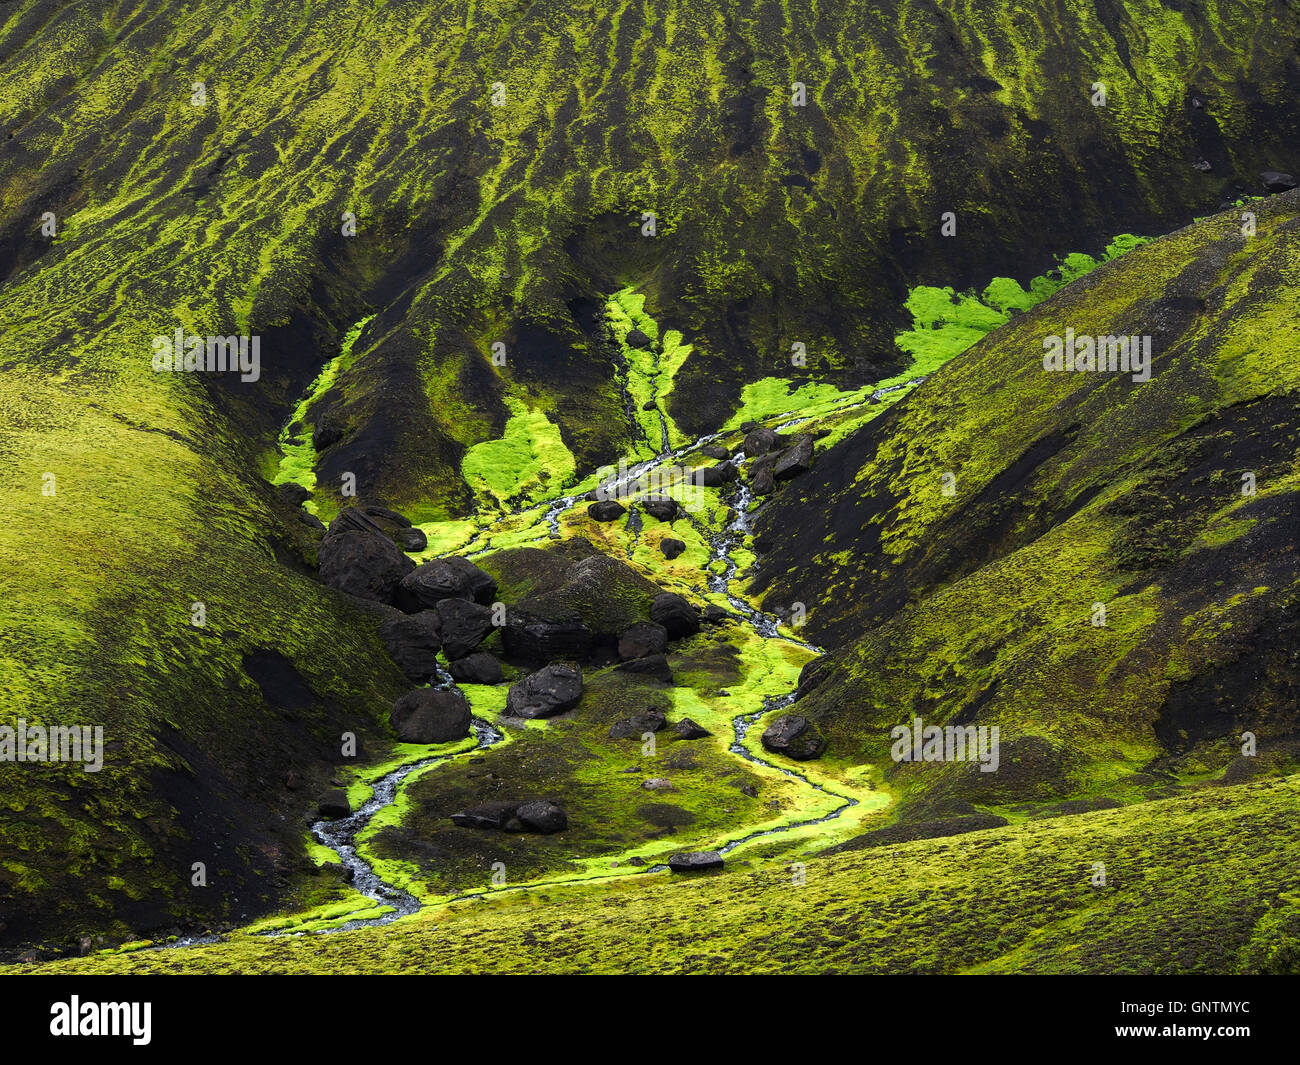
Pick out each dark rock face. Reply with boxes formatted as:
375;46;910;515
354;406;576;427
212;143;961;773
1262;170;1297;192
761;714;827;760
660;537;686;559
379;610;443;680
702;604;732;625
694;462;737;487
277;482;312;506
641;496;681;522
609;709;668;739
744;426;780;455
435;597;495;659
318;530;415;603
506;663;583;718
451;800;567;833
772;435;814;480
515;800;568;834
314;413;346;449
618;620;668;660
327;506;391;538
650;592;700;638
700;445;730;460
588;499;627;522
625;327;652;348
615;653;673;682
318;791;351;819
668;851;724;872
752;466;776;495
397;556;497;611
391;688;473;744
450;800;518;830
448;652;503;685
503;610;594;661
393;527;427;552
364;505;412;528
673;717;712;739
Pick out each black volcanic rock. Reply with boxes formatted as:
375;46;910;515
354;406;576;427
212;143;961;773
772;435;814;480
397;557;497;611
448;652;503;685
506;663;583;718
435;597;495;659
660;537;686;559
761;714;826;760
317;791;351;819
668;851;724;872
609;709;667;739
318;530;415;603
391;688;473;744
515;800;568;834
641;496;681;522
379;610;443;680
618;621;668;660
650;592;700;638
588;500;627;522
744;426;780;455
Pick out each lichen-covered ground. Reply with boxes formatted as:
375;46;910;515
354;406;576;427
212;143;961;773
2;0;1299;971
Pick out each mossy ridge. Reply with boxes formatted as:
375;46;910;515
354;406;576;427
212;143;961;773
752;193;1300;826
11;775;1300;974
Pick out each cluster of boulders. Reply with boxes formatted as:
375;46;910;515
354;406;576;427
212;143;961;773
606;708;711;741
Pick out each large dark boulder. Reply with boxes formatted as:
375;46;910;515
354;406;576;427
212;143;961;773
609;709;668;739
618;621;668;660
772;435;814;480
588;500;627;522
1262;170;1297;193
317;790;351;819
694;462;737;488
660;537;686;560
451;799;568;833
625;327;652;348
503;610;594;661
673;718;712;740
448;652;503;685
743;426;780;455
650;592;700;639
450;801;519;830
515;800;568;834
379;610;443;680
700;444;730;460
505;663;583;719
668;851;724;873
640;496;681;522
435;598;495;659
761;714;826;760
397;556;497;611
391;688;473;744
615;653;673;682
393;527;427;552
327;506;390;538
752;466;776;496
318;530;415;603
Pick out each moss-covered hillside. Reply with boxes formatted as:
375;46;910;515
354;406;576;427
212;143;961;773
754;188;1300;818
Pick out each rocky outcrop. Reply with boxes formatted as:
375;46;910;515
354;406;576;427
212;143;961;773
505;663;583;718
391;688;473;743
318;530;415;603
761;714;826;760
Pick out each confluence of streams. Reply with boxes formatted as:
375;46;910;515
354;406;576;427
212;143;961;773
249;365;927;941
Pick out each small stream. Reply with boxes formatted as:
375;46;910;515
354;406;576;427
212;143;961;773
227;367;929;941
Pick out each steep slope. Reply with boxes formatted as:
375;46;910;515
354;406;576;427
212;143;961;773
753;188;1300;819
2;0;1299;960
6;775;1299;974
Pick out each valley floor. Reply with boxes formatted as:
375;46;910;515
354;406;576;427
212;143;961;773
8;774;1298;974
